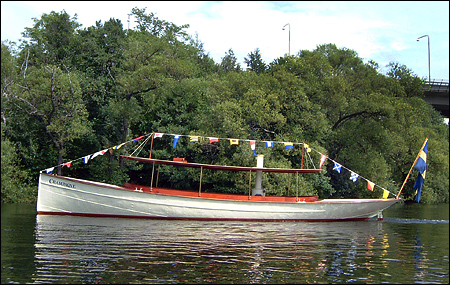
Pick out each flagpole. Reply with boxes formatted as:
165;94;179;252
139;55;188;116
301;142;305;169
149;131;155;159
396;137;428;199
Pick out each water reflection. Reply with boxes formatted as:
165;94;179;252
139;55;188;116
414;230;426;282
32;215;405;283
4;203;447;284
1;204;37;284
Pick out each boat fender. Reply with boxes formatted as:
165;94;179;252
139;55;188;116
377;212;384;220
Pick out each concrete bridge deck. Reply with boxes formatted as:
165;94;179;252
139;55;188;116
423;80;449;117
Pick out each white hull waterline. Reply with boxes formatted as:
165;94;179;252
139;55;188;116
37;173;399;222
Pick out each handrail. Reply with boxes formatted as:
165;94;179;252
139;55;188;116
423;80;449;93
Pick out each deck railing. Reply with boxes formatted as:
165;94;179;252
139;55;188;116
423;79;449;93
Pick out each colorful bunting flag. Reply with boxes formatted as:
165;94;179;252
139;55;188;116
209;137;219;143
42;134;381;196
382;190;389;199
284;142;294;149
367;180;375;191
114;143;126;150
250;140;257;156
333;162;342;173
320;154;327;168
413;138;428;203
62;161;72;168
350;172;359;182
303;143;311;153
133;136;144;142
265;141;274;148
91;149;107;159
173;135;181;148
230;139;239;145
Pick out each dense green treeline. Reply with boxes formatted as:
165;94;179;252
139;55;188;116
1;8;448;203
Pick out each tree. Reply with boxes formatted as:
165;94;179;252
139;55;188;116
315;43;362;75
21;10;81;65
131;7;190;41
3;63;91;175
190;33;218;76
73;18;127;140
386;62;424;98
244;48;267;74
220;48;242;73
1;126;35;203
1;9;448;204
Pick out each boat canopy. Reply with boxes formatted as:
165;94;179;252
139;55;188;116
121;155;322;173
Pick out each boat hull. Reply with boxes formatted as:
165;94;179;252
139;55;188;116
37;173;399;222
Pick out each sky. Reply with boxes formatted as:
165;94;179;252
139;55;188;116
1;1;449;81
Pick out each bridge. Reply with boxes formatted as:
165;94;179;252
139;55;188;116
423;80;449;118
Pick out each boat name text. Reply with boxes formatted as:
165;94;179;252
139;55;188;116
49;179;76;188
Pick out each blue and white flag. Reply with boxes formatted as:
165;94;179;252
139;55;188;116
83;155;91;164
350;172;359;182
45;167;54;174
173;135;181;148
333;162;342;173
265;141;274;148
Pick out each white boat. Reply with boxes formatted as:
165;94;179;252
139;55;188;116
37;154;399;222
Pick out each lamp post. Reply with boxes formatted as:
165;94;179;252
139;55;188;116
282;23;290;56
417;35;430;82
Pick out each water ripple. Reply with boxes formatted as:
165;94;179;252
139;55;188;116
27;216;449;284
383;217;449;224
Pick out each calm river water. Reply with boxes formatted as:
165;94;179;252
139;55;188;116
1;202;449;284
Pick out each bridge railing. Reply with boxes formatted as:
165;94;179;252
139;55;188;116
423;79;449;93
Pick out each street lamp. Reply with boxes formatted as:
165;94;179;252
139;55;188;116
417;35;430;82
282;23;290;56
